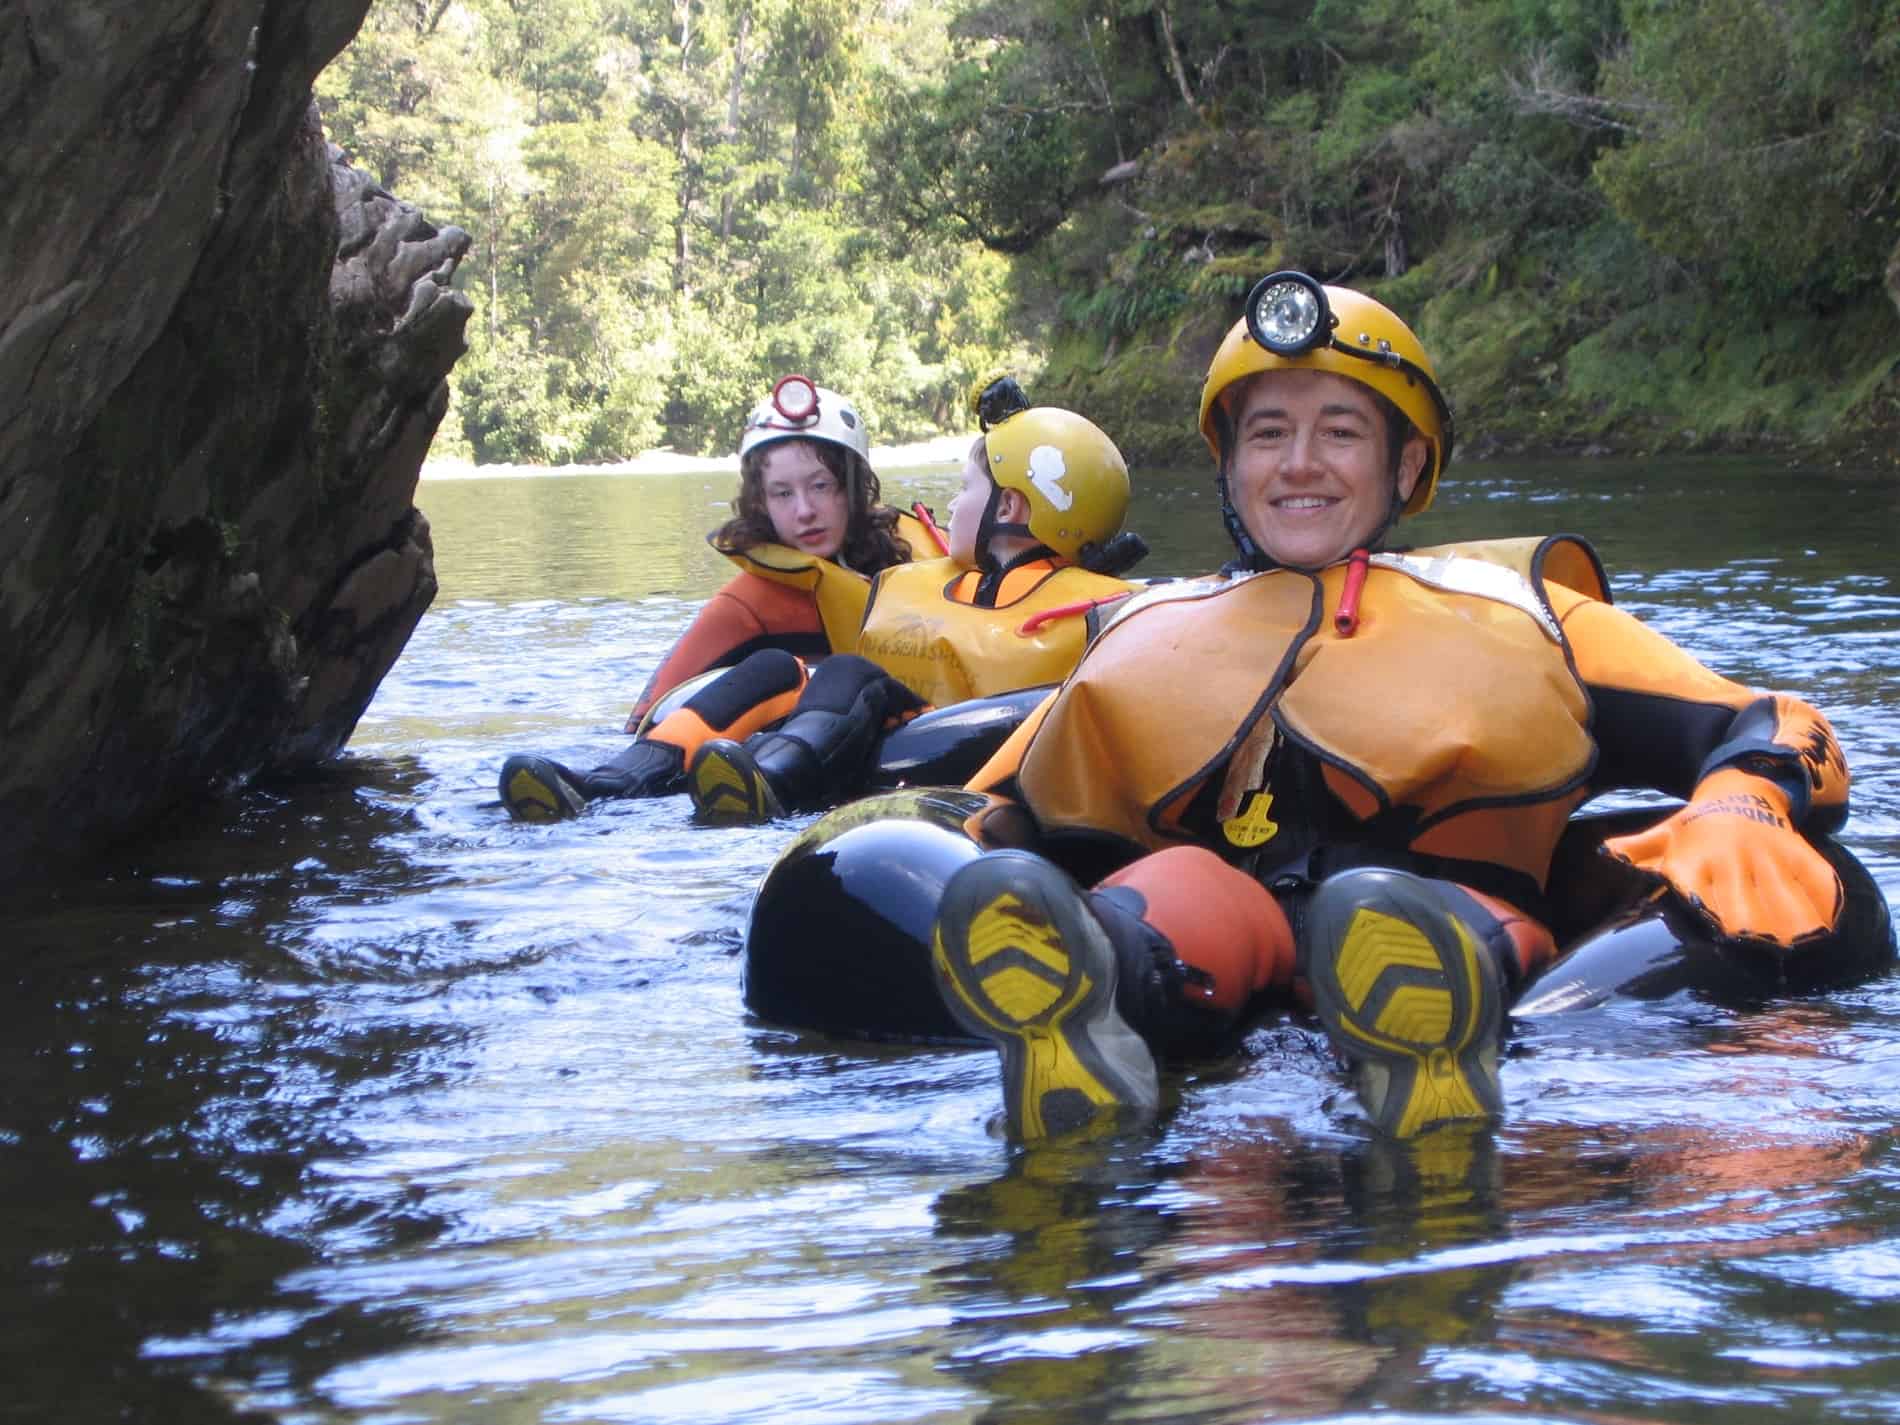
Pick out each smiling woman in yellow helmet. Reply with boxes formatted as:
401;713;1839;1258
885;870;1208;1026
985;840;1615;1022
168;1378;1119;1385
1201;274;1449;571
922;270;1858;1144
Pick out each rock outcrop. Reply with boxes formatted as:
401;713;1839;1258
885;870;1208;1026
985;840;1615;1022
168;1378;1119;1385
0;1;469;882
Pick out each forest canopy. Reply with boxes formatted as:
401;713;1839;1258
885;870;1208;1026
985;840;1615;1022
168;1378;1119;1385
318;0;1900;466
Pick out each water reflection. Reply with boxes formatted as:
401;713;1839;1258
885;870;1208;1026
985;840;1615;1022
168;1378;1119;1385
0;456;1893;1422
1;764;457;1420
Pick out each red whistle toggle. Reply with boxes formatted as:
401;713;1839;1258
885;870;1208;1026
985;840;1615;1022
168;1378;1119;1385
1335;547;1370;635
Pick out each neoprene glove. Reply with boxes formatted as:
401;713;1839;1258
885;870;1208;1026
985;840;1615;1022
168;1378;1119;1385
1601;767;1844;949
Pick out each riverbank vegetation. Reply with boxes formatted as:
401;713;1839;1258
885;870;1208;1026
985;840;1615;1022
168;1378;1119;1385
319;0;1900;469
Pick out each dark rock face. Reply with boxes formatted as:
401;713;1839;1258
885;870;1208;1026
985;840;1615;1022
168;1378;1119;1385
0;1;470;881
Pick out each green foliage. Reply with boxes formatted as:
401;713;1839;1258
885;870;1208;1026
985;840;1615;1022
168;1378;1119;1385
867;52;1093;255
454;329;572;462
321;0;1043;465
1592;0;1900;308
321;0;1900;470
1557;293;1900;445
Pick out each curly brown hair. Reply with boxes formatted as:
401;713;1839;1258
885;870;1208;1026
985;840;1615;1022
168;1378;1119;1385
711;439;911;574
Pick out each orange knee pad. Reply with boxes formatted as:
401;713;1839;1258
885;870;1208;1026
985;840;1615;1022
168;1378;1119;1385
1100;847;1296;1014
647;655;810;761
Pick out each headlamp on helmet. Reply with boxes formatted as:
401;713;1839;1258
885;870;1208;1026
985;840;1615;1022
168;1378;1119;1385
770;373;819;423
1246;272;1331;355
1243;273;1450;445
739;375;873;489
972;374;1031;432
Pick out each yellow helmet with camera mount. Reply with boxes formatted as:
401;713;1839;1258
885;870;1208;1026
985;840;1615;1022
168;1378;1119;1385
969;377;1129;562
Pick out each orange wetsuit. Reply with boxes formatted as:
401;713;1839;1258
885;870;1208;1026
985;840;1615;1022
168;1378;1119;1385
625;512;932;731
968;535;1850;1018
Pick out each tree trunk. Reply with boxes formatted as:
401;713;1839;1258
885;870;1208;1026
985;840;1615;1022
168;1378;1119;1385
1080;13;1126;163
675;125;694;293
673;0;696;293
721;4;753;240
1155;2;1196;111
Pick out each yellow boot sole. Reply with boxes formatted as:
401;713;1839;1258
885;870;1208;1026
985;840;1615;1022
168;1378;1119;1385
1307;871;1504;1138
499;755;584;822
932;851;1158;1140
689;739;781;825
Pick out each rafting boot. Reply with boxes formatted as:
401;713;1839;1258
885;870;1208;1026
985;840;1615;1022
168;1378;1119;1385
688;736;788;824
689;688;885;825
575;737;686;800
1303;868;1506;1139
932;850;1160;1141
498;755;587;822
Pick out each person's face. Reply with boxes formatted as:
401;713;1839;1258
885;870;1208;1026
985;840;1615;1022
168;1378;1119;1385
945;441;992;567
759;441;849;559
1226;368;1425;570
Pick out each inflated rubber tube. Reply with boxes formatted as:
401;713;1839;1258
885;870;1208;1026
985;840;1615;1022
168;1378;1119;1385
744;792;1897;1042
631;667;727;738
740;788;1001;1043
868;685;1052;791
642;672;1045;794
1515;808;1895;1014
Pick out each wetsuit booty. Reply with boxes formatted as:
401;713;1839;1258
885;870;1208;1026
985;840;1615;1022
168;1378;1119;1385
689;661;899;824
932;850;1159;1142
577;738;685;800
1087;885;1233;1059
779;657;920;799
1303;868;1505;1140
499;755;586;823
688;738;787;825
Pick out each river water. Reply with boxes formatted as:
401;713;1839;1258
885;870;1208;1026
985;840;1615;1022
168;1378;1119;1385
4;454;1898;1424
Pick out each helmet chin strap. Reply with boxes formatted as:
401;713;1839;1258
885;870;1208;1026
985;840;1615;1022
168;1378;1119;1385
1216;472;1265;570
1372;482;1408;548
973;481;1032;572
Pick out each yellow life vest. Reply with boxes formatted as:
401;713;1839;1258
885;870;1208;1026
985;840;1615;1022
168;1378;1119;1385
715;511;936;656
856;556;1135;706
1017;535;1607;888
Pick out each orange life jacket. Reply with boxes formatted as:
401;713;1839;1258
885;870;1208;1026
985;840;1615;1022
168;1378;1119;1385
717;510;935;656
1016;535;1610;890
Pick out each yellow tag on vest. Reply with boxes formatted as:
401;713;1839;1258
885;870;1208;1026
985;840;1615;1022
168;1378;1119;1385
1222;790;1280;848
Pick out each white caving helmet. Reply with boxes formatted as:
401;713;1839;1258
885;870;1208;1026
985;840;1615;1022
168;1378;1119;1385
739;374;874;494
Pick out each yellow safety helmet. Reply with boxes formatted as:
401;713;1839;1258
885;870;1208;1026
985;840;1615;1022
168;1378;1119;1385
1198;271;1453;516
982;404;1131;561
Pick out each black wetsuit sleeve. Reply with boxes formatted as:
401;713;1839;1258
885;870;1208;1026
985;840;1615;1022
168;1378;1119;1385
1563;593;1849;831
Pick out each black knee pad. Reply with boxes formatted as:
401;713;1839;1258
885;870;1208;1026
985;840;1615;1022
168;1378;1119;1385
801;655;921;720
683;649;805;729
1088;884;1229;1057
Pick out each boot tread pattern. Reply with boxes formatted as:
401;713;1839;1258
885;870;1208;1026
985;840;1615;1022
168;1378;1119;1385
690;740;779;824
1309;877;1502;1140
933;855;1158;1140
499;756;583;823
